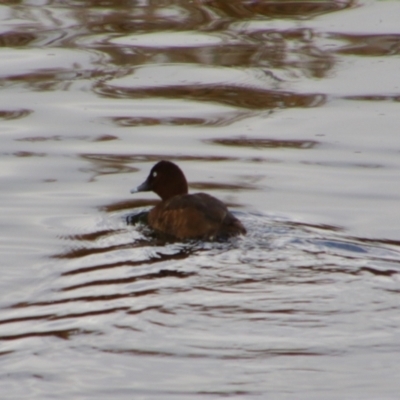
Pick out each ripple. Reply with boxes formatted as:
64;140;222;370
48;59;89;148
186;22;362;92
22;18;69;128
2;210;400;398
13;151;46;158
334;33;400;57
105;110;254;127
0;109;32;120
0;32;36;47
104;64;278;91
110;31;224;48
98;82;324;110
207;136;318;149
216;1;353;20
2;1;400;397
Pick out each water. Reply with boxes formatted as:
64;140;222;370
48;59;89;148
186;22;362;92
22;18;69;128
1;0;400;398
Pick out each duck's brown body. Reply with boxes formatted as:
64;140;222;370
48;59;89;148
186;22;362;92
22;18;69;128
148;192;245;240
131;161;246;241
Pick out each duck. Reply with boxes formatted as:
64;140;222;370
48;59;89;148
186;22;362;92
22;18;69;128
130;160;246;241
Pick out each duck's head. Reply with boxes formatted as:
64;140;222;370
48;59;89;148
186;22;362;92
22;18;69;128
131;160;189;201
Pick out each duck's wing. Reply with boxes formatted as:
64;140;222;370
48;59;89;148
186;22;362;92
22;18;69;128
191;193;247;237
148;193;245;240
165;193;227;220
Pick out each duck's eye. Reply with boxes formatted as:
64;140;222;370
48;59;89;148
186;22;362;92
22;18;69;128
152;171;157;178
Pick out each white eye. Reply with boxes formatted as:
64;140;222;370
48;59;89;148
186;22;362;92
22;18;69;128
152;171;157;178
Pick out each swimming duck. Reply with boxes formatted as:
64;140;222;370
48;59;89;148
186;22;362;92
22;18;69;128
130;160;246;240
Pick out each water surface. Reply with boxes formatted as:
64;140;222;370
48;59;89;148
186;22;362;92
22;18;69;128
1;1;400;399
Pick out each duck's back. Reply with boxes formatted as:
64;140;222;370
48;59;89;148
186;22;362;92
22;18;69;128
148;192;246;240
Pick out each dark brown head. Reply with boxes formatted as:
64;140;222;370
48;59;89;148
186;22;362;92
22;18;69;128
131;160;189;201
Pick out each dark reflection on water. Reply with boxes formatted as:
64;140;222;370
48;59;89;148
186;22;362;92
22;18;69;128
208;136;318;149
82;153;235;164
0;109;32;120
101;199;158;213
345;94;400;102
107;110;255;127
0;32;36;47
12;151;46;158
110;115;207;127
4;70;86;90
1;208;400;397
3;212;400;334
0;328;87;342
334;33;400;56
97;83;325;110
205;0;355;19
2;0;400;398
61;268;194;292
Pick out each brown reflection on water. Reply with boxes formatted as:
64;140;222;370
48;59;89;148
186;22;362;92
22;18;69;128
13;151;46;157
101;199;158;213
2;0;343;104
82;153;236;164
98;36;335;78
109;116;207;127
3;70;83;91
302;160;384;169
59;248;196;277
2;1;400;396
107;110;254;127
334;33;400;57
207;136;318;149
345;94;400;103
349;236;400;250
0;32;36;47
71;1;205;34
65;0;355;43
0;328;87;342
62;268;192;292
248;29;336;79
0;109;32;120
57;0;355;32
64;229;122;243
97;84;325;110
92;134;118;142
284;220;343;233
54;241;133;260
77;3;339;79
206;0;355;20
16;134;117;142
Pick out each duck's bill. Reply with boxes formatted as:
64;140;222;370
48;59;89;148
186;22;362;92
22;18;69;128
130;180;151;193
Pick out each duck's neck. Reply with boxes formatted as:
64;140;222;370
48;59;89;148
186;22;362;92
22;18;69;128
157;180;188;201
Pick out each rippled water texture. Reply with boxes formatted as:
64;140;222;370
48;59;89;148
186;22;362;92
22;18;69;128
1;1;400;399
